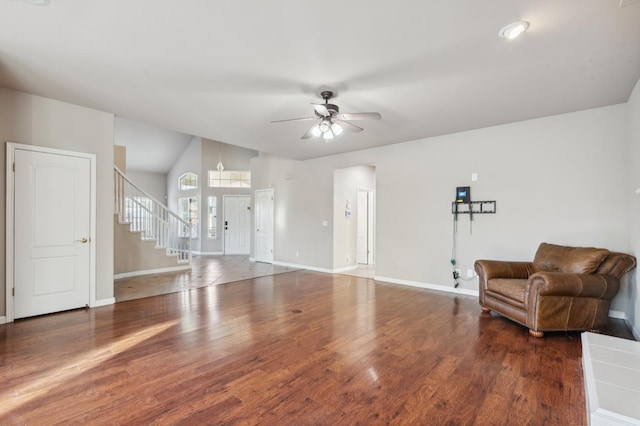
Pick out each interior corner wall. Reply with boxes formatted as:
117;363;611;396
0;87;115;312
626;77;640;338
167;136;202;252
251;154;334;269
333;165;375;270
250;154;291;260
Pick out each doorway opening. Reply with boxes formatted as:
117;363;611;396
333;165;375;278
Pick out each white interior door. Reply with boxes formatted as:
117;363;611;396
255;189;274;263
12;146;92;319
224;195;251;255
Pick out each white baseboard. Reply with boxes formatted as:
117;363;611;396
93;298;115;307
192;251;224;256
114;265;191;280
608;310;626;320
333;265;358;274
374;275;479;296
0;316;6;324
273;261;333;274
373;278;632;324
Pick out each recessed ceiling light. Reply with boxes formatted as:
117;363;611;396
23;0;51;5
499;21;529;40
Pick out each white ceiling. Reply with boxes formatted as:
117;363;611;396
1;1;639;161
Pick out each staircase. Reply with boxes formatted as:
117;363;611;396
114;166;192;278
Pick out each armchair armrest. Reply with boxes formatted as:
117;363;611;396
526;272;620;299
474;260;534;281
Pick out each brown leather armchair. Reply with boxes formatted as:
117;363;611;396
475;243;636;337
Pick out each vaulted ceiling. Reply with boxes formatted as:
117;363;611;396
1;1;639;160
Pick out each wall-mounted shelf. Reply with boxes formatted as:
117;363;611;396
451;200;496;214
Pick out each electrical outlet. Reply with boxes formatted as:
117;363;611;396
346;254;350;263
467;269;474;278
296;250;299;257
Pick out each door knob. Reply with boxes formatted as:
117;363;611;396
77;237;88;243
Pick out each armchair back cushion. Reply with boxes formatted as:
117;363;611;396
533;243;609;274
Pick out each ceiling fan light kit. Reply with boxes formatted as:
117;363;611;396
271;90;381;141
499;21;529;40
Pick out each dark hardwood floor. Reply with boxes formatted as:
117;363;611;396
0;270;634;425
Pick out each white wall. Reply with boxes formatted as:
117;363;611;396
253;104;630;310
126;170;168;204
0;87;115;314
627;77;640;338
374;105;628;301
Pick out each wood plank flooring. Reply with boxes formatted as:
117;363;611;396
0;270;634;425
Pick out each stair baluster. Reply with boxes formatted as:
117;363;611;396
114;166;192;264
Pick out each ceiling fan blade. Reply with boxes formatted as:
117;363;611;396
335;120;364;133
301;125;318;139
271;117;317;124
335;112;382;121
312;103;330;117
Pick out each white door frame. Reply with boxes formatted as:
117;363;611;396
5;143;97;323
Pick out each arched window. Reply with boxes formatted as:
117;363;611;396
178;172;198;190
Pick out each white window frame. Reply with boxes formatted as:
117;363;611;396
207;195;217;239
208;170;251;188
178;196;198;239
178;172;198;190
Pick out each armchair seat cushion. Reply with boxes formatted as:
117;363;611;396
487;278;526;303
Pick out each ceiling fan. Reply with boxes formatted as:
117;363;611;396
271;91;382;140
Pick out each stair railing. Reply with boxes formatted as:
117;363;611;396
114;166;192;264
